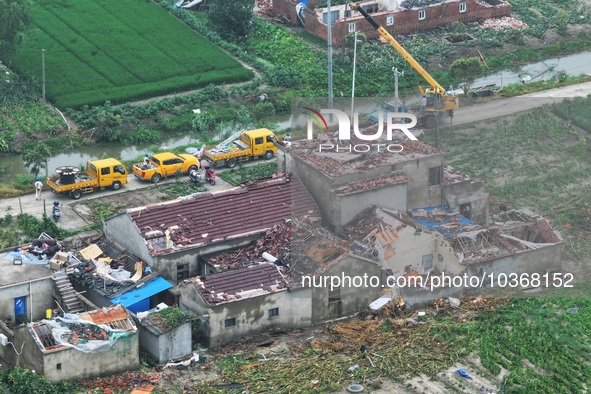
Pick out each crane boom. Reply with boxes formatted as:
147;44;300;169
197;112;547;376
351;3;446;95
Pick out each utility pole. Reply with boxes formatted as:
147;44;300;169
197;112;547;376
327;0;334;112
392;67;403;113
41;49;46;102
350;31;361;118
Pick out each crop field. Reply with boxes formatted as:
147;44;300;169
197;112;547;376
423;100;591;232
5;0;252;109
0;102;66;138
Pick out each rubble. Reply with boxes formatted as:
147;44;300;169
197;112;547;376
478;16;528;30
291;130;442;178
334;171;409;195
444;164;471;185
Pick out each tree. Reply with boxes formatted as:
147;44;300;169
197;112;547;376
0;0;34;50
449;57;484;96
21;141;52;177
208;0;254;41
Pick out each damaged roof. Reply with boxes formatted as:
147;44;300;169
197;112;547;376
127;174;320;255
204;220;353;287
186;263;289;306
28;305;136;353
290;130;441;178
409;207;562;264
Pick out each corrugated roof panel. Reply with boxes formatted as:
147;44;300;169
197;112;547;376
110;277;173;308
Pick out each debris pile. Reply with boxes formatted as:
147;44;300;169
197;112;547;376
334;171;408;195
256;0;273;15
478;16;528;30
205;222;292;271
444;164;471;185
291;131;441;178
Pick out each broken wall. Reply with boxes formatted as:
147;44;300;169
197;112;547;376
40;332;139;382
310;255;383;323
443;179;490;225
279;0;510;46
103;213;154;266
384;226;462;275
335;183;407;231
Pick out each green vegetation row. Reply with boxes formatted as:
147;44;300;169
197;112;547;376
2;0;252;109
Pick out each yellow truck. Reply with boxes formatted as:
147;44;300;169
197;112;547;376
203;128;278;168
47;158;128;199
132;152;200;183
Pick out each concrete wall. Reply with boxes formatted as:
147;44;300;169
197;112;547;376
137;321;192;363
310;255;383;323
335;183;407;228
514;244;562;274
40;332;139;382
104;213;154;265
0;326;138;382
179;285;311;348
276;0;511;46
288;150;446;231
384;227;461;275
443;180;490;225
152;234;263;283
391;155;444;209
0;278;55;325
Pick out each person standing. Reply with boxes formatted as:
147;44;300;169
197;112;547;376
34;178;43;200
143;153;150;165
419;95;427;115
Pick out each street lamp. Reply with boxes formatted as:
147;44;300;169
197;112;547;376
350;31;362;118
392;67;403;113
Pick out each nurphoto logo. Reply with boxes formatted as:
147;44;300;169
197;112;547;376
303;107;418;141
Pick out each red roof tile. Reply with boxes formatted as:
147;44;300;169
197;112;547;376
128;174;320;254
189;263;288;306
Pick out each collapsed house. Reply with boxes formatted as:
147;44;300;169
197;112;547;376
274;0;511;46
0;305;138;382
179;220;383;347
341;205;562;307
103;174;321;284
277;129;489;233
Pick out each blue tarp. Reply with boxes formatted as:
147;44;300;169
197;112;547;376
110;277;173;308
411;206;472;236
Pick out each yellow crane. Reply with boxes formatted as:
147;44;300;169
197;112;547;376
350;3;458;128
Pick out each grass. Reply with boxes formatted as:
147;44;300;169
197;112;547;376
218;162;278;185
0;101;67;139
423;104;591;232
3;0;252;109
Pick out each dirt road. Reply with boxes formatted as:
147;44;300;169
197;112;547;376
446;81;591;127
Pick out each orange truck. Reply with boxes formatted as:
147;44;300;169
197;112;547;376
47;158;128;199
203;128;278;168
132;152;200;183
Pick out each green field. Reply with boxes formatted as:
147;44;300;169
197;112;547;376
4;0;252;109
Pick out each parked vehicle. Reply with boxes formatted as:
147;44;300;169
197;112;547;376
367;100;409;123
189;168;202;185
47;158;128;199
52;201;61;222
204;165;216;186
203;128;278;168
133;152;200;183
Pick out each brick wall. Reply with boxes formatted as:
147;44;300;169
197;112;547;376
275;0;510;46
273;0;302;26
